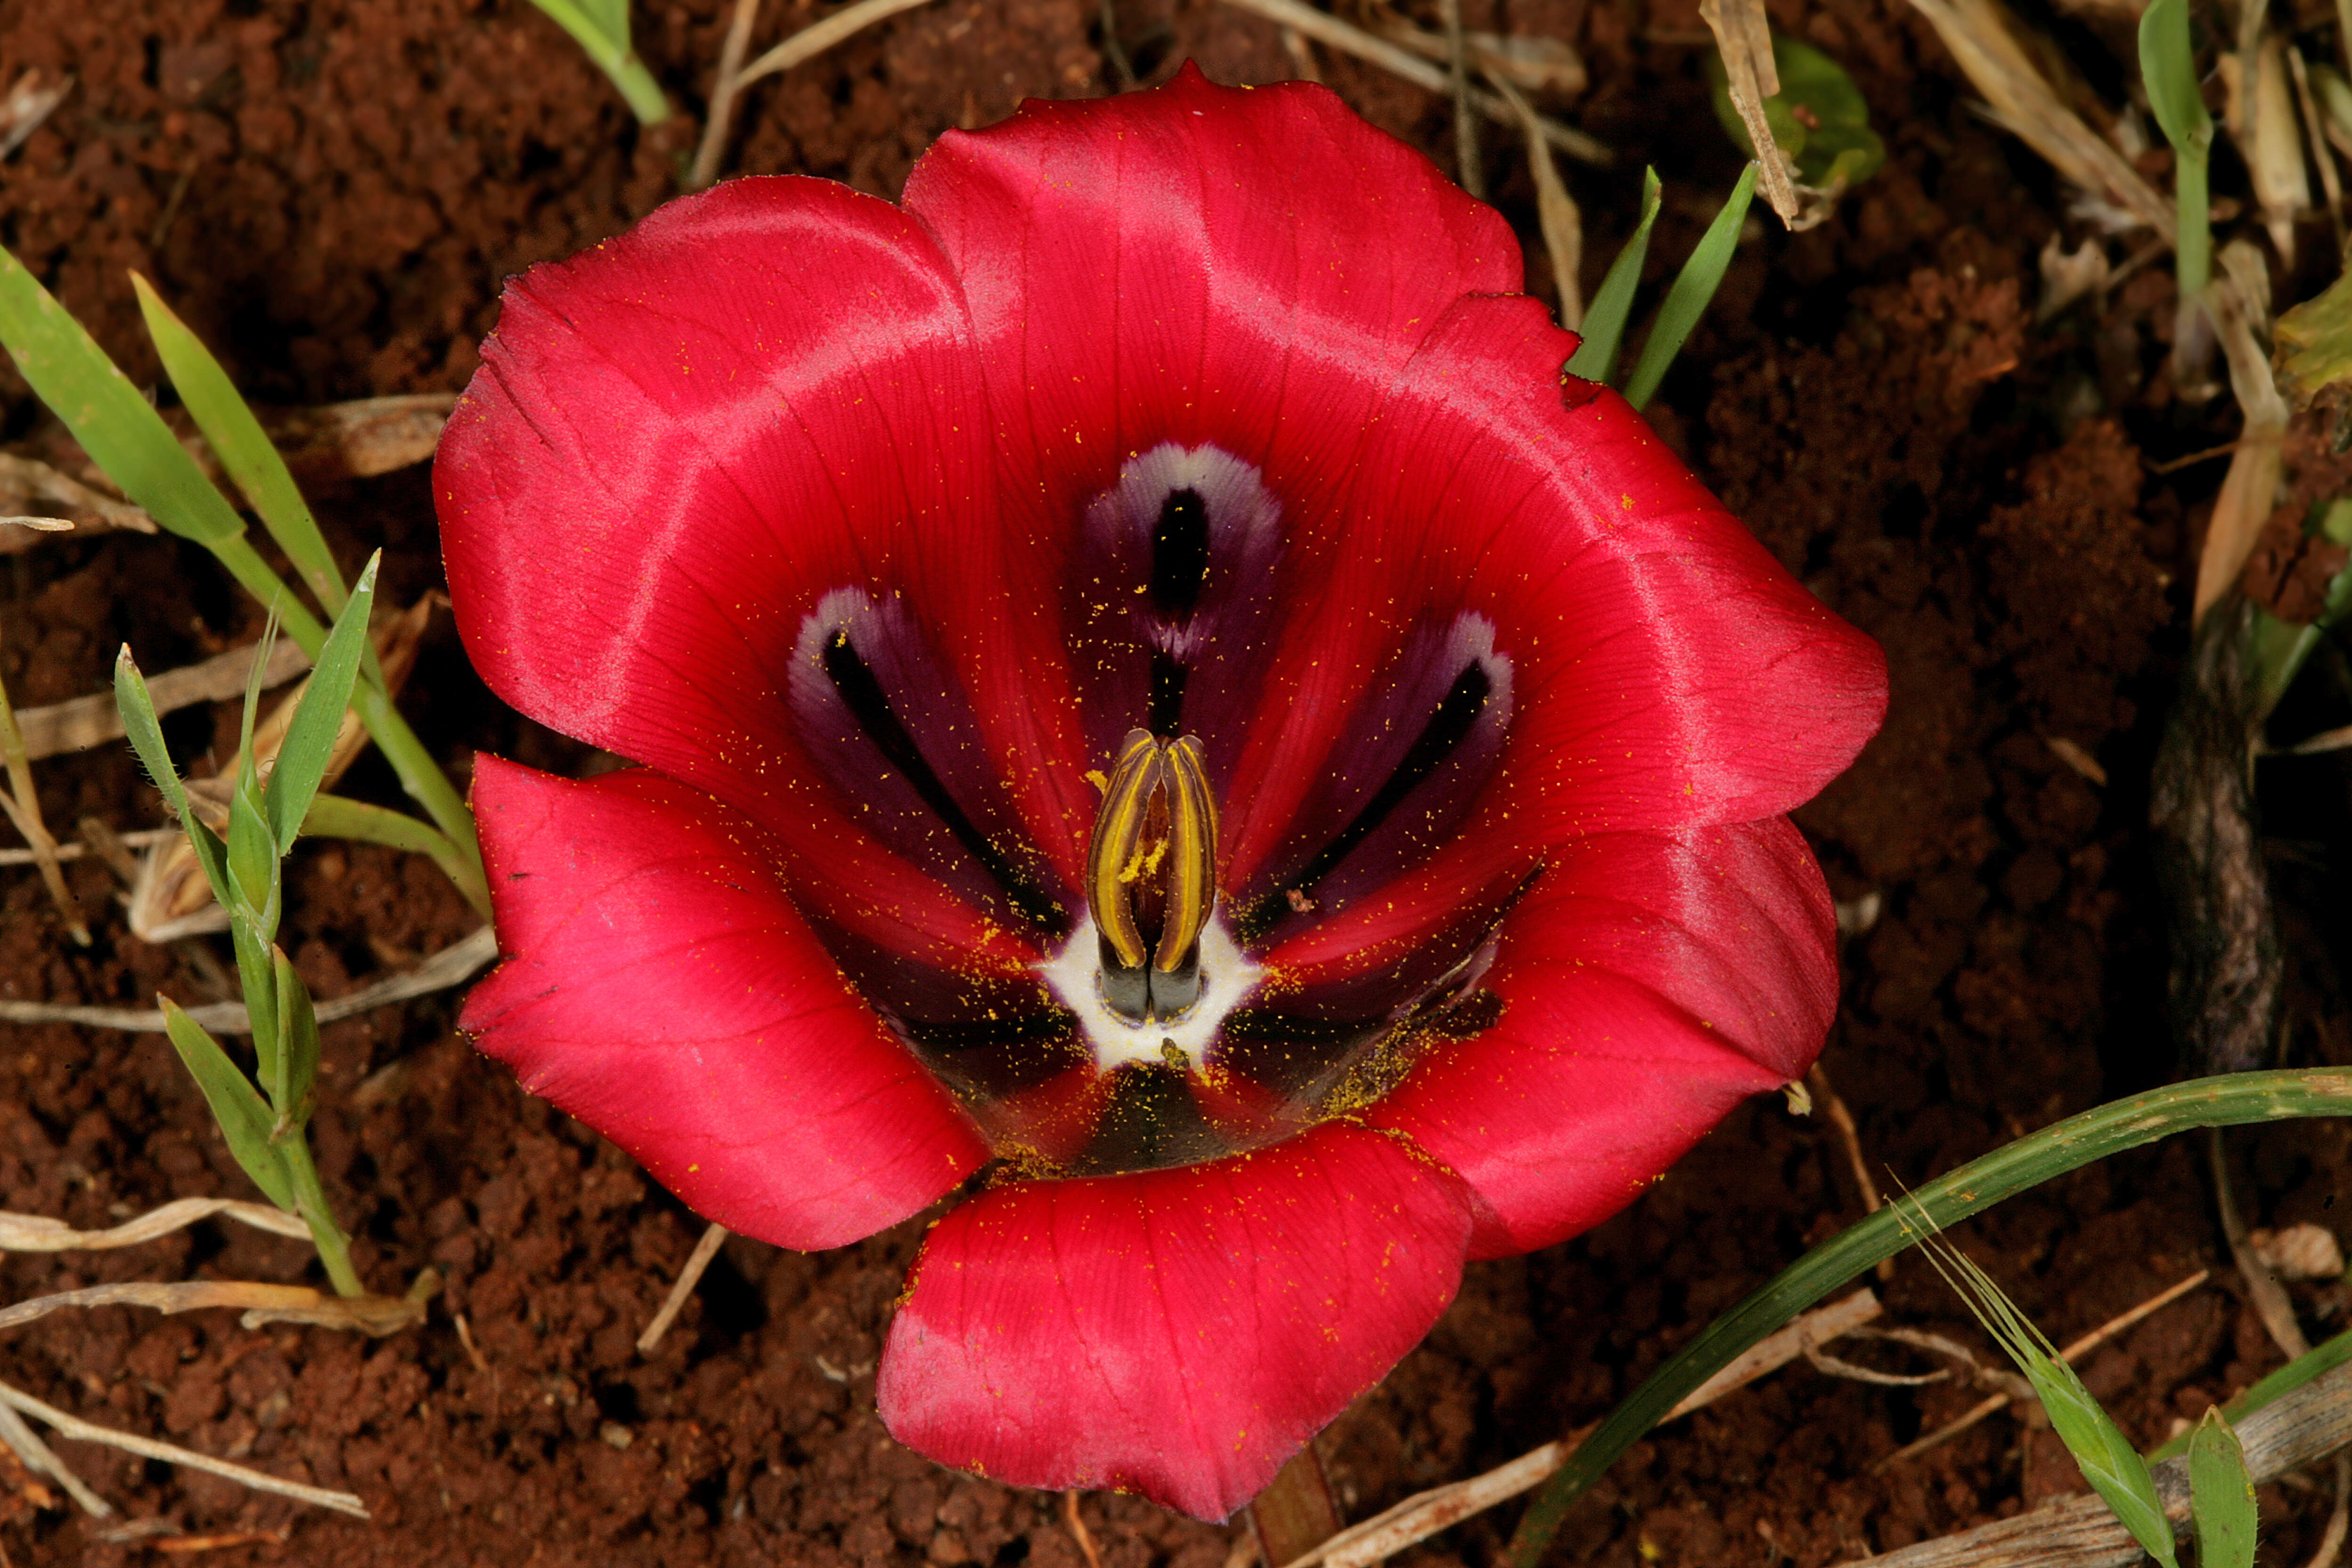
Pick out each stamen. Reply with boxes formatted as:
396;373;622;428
1086;728;1218;1021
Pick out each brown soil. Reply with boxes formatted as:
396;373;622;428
3;0;2351;1565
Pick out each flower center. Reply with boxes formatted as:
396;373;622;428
1086;729;1217;1022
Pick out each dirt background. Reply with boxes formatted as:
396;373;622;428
4;0;2352;1562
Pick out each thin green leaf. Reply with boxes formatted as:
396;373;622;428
303;792;474;894
2153;1326;2352;1460
1905;1220;2178;1567
1565;168;1662;387
1506;1069;2352;1568
115;646;232;899
269;946;319;1140
268;552;379;855
0;244;246;547
132;273;346;617
226;780;279;936
523;0;672;122
160;998;295;1211
2188;1408;2258;1568
229;919;280;1089
2251;500;2352;719
1622;162;1758;411
2138;0;2212;296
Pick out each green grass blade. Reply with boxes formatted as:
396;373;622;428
231;919;280;1100
1622;162;1757;411
2138;0;2212;296
2189;1409;2258;1568
132;273;346;618
2152;1326;2352;1461
268;552;379;855
1503;1068;2352;1568
0;244;246;548
113;647;231;890
524;0;672;122
303;792;474;893
1565;168;1662;388
269;945;319;1139
160;998;295;1211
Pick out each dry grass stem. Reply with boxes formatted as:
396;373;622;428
1878;1266;2212;1468
688;0;764;190
0;922;496;1033
2288;45;2344;246
2246;36;2311;263
2044;735;2110;785
2280;721;2352;755
0;1397;108;1516
1281;26;1321;81
0;69;73;160
734;0;940;91
1903;0;2170;235
1064;1491;1106;1568
0;454;155;548
2212;1130;2311;1359
0;663;87;944
152;1529;290;1554
638;1220;732;1352
238;393;455;484
1279;1290;1881;1568
2195;273;2291;626
1807;1062;1893;1281
1487;73;1581;324
0;1376;368;1518
0;1196;310;1253
0;1278;425;1336
1380;23;1585;96
1698;0;1802;224
1213;0;1609;164
1437;0;1482;197
14;637;309;762
2309;1451;2352;1568
0;516;71;532
0;826;174;869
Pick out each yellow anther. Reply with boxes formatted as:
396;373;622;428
1085;728;1219;1021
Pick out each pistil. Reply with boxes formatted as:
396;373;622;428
1086;729;1217;1021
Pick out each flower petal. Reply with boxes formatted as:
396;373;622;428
876;1122;1473;1520
463;755;988;1250
1369;816;1837;1259
901;67;1521;794
436;174;1092;901
1222;297;1887;879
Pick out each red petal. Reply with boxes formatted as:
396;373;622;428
1223;297;1886;881
876;1123;1473;1520
902;67;1521;802
463;755;988;1250
1369;817;1836;1259
436;175;1091;892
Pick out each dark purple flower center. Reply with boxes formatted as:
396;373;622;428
788;442;1525;1175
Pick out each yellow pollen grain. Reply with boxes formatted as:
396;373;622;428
1117;836;1168;884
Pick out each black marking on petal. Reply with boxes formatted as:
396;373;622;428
821;631;1062;931
1147;651;1188;738
900;1011;1079;1052
1241;660;1493;937
1148;487;1211;616
1065;1062;1232;1175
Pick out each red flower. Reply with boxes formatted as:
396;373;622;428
437;66;1885;1520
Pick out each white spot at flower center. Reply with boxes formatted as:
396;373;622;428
1039;913;1265;1073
